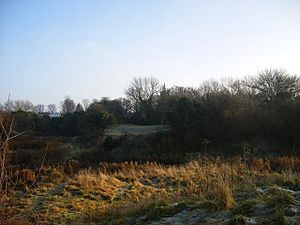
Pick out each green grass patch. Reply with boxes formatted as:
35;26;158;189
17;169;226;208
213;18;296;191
227;215;249;225
262;187;296;208
232;199;260;216
191;199;221;212
96;201;189;225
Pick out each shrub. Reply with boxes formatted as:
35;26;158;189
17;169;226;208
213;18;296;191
270;156;300;172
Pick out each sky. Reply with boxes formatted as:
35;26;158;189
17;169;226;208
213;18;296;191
0;0;300;106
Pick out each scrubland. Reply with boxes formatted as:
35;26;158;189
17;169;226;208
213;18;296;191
1;156;299;225
1;71;300;224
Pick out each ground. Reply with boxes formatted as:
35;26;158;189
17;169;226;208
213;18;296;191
1;157;299;225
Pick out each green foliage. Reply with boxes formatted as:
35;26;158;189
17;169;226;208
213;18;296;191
97;201;188;225
228;215;248;225
191;200;220;212
81;102;115;138
232;199;260;216
262;187;296;208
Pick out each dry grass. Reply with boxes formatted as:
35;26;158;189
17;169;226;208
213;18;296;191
1;156;299;224
214;181;235;209
270;156;300;172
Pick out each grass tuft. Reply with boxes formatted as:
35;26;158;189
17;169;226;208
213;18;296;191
214;181;235;209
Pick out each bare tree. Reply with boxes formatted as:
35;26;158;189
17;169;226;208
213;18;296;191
249;69;300;103
34;104;44;113
47;104;57;113
61;96;76;114
0;113;23;191
199;79;222;96
125;77;161;111
11;100;34;112
170;86;200;99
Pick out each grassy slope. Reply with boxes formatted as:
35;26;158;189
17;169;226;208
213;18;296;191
105;124;170;137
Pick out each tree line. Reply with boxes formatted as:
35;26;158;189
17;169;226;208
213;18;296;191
1;69;300;151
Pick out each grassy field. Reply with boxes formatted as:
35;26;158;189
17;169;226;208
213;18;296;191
105;124;170;137
1;156;299;225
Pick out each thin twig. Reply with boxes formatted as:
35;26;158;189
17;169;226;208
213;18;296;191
7;131;26;141
30;144;48;188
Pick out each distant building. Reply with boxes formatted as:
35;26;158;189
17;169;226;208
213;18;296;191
38;112;61;118
49;112;61;118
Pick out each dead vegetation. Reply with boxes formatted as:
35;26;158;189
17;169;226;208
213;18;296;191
0;155;299;224
1;112;299;224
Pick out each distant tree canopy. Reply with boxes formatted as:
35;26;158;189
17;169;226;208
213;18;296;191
61;96;76;114
250;69;300;104
47;104;57;113
48;100;116;138
5;100;34;112
1;97;116;140
156;69;300;150
75;103;84;112
125;77;161;124
1;69;299;152
34;104;44;113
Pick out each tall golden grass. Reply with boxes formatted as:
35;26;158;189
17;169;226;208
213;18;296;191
1;156;299;224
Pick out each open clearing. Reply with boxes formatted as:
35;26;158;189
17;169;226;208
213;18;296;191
105;124;170;136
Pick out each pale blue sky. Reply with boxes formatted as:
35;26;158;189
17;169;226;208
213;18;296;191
1;0;300;106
